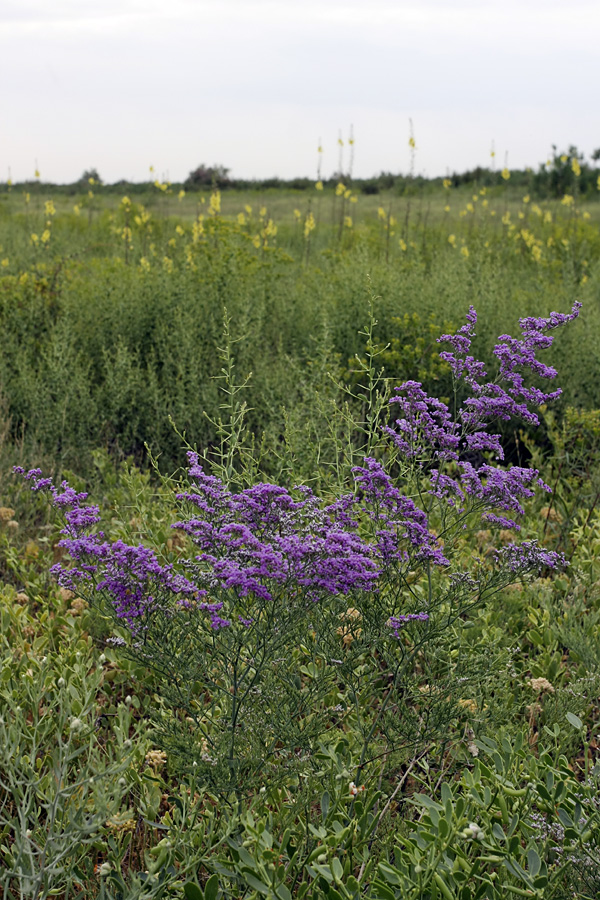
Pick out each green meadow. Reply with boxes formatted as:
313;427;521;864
1;159;600;899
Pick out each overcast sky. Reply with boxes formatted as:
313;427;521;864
2;0;599;183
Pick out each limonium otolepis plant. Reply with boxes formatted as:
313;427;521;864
16;302;580;802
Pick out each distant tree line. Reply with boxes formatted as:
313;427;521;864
2;147;599;198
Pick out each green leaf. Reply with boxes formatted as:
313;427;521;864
331;857;344;882
566;712;583;730
183;884;204;900
527;848;541;877
204;874;219;900
243;873;272;895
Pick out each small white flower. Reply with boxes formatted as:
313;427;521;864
125;695;133;706
98;653;106;664
98;862;112;876
57;677;65;687
70;717;83;732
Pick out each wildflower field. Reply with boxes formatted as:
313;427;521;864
1;156;600;899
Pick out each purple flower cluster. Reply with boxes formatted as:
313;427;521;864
385;381;460;462
174;452;381;606
440;301;582;430
430;462;551;530
385;303;581;532
351;458;448;566
387;612;430;639
16;467;199;632
493;540;567;575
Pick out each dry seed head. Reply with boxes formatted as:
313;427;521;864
528;677;554;694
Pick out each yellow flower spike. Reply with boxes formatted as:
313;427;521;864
237;212;246;226
162;256;173;273
472;194;478;202
31;233;39;244
335;183;346;197
344;216;353;228
501;168;510;181
293;209;301;220
252;234;261;249
408;136;416;149
24;193;30;204
399;238;407;251
45;200;56;217
583;211;591;220
245;204;252;215
178;190;185;201
377;207;386;220
560;154;568;164
389;215;397;227
259;206;267;218
315;181;324;191
88;190;94;199
1;258;8;268
73;204;80;216
338;137;344;147
479;187;487;196
543;210;552;224
448;234;456;247
175;225;184;237
561;194;574;206
149;166;155;173
522;195;530;204
444;205;450;213
168;238;176;248
466;203;474;213
303;212;315;238
349;195;357;203
502;211;511;225
518;211;525;219
317;145;323;154
344;189;351;199
442;178;451;189
121;196;131;206
41;230;51;244
459;210;467;218
88;177;95;185
34;169;40;178
531;245;542;262
481;199;488;208
209;191;221;215
460;245;469;258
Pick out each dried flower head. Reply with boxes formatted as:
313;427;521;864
528;677;554;694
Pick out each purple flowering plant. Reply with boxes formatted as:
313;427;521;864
16;303;579;796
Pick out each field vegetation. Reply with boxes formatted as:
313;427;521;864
1;148;600;899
